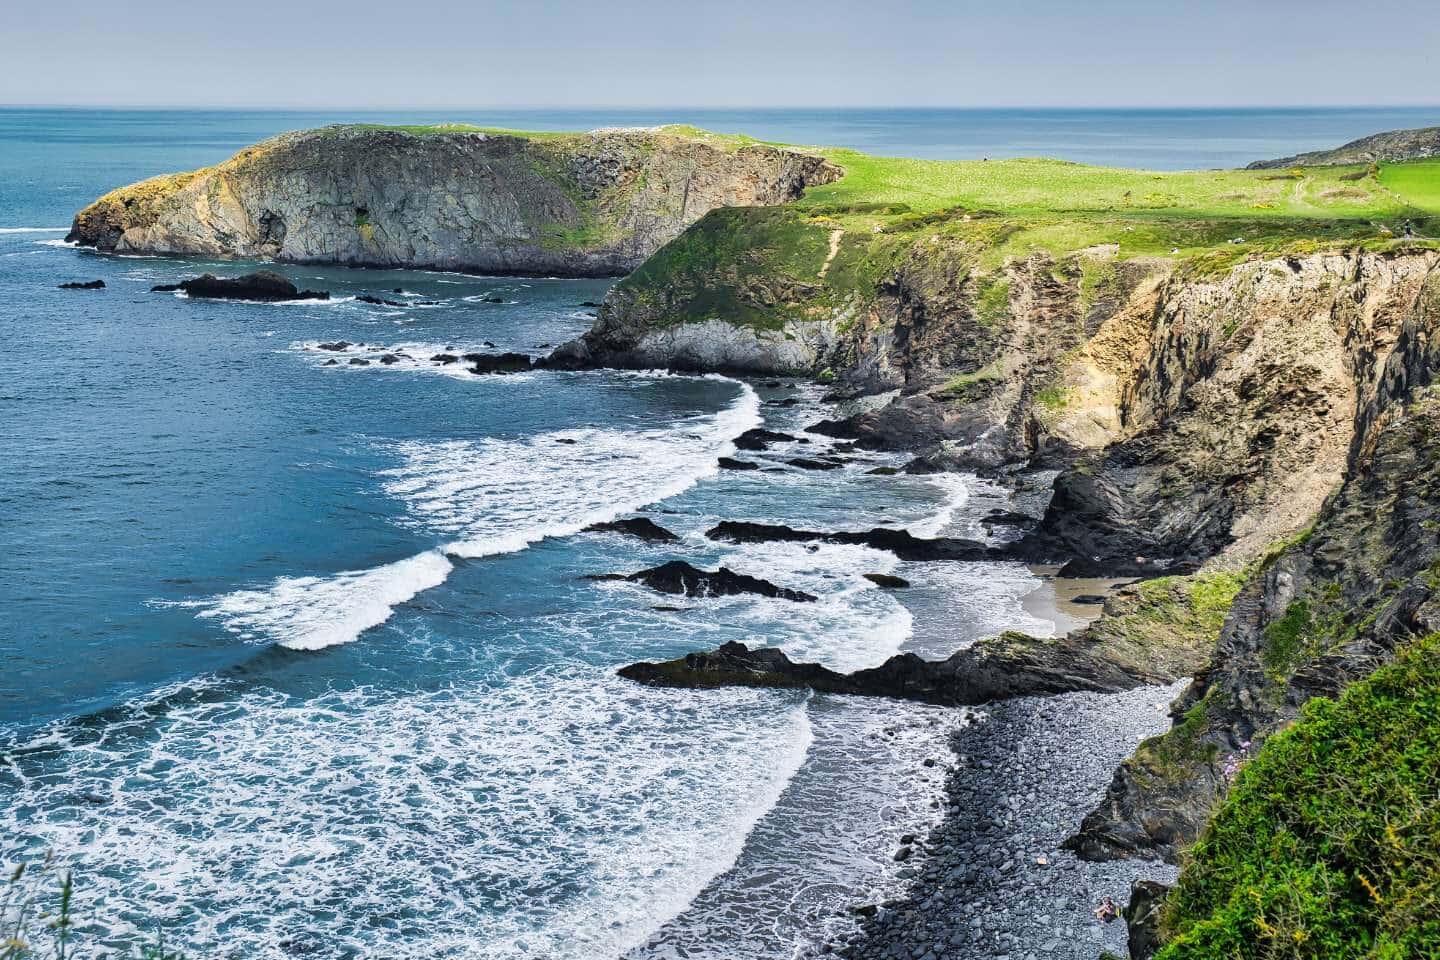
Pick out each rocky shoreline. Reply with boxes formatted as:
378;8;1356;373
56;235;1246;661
818;683;1183;960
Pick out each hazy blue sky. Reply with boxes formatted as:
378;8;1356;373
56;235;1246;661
4;0;1436;108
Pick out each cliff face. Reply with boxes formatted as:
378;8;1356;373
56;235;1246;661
66;125;839;277
563;204;1439;576
1071;263;1440;863
573;216;1440;870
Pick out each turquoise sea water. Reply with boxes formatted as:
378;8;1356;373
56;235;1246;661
1;106;1434;958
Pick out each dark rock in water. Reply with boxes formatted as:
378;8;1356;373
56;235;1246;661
593;560;817;602
578;300;602;308
348;357;370;366
1071;594;1107;605
806;417;863;440
763;380;782;388
482;340;497;348
766;397;801;407
583;517;679;543
477;296;506;304
357;293;405;307
787;457;841;471
322;358;338;366
706;520;999;562
866;465;901;476
892;846;913;862
651;605;684;613
618;633;1154;704
58;279;105;289
831;442;857;453
379;353;402;365
464;352;533;375
317;341;352;351
863;573;910;589
392;287;404;293
429;353;459;364
982;509;1035;527
733;427;797;451
154;270;329;302
553;438;577;445
1125;880;1170;960
150;283;182;292
718;457;760;471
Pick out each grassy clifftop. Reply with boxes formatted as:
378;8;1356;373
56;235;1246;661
1156;630;1440;959
606;139;1440;339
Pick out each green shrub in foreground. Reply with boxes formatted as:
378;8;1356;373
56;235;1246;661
1157;632;1440;959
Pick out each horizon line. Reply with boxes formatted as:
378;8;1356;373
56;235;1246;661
3;102;1439;113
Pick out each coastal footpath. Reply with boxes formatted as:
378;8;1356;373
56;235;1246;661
71;125;1440;957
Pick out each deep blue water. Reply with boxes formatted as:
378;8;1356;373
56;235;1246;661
1;105;1431;958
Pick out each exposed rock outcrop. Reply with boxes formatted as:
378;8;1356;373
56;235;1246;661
589;560;817;602
151;270;329;301
620;630;1167;706
1070;274;1440;863
1248;124;1440;168
582;517;679;542
67;125;839;277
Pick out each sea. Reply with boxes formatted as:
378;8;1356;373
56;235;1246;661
1;105;1435;959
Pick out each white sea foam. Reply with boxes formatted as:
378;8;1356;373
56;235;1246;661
689;539;914;672
1;670;812;960
0;226;68;233
36;238;79;248
382;386;761;559
907;473;971;537
194;381;760;650
195;551;454;651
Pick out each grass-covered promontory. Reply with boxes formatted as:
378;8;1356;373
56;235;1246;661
607;138;1440;334
1155;631;1440;959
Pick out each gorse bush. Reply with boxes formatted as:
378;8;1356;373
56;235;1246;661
1156;631;1440;959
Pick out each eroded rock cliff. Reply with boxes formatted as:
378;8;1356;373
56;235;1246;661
66;125;839;276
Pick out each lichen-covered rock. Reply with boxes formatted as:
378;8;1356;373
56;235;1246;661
67;125;839;276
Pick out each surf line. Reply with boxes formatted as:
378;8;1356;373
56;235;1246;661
196;375;761;651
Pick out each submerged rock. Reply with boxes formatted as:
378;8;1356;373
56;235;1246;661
590;560;817;602
317;340;352;351
583;517;679;543
152;270;329;302
57;279;105;289
357;293;405;306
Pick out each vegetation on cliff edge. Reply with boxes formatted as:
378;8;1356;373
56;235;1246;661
1155;630;1440;959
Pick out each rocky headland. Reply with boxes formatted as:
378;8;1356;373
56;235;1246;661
66;124;839;276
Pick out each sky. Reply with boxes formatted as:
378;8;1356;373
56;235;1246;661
4;0;1437;109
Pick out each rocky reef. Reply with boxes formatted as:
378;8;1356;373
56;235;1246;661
66;124;839;276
